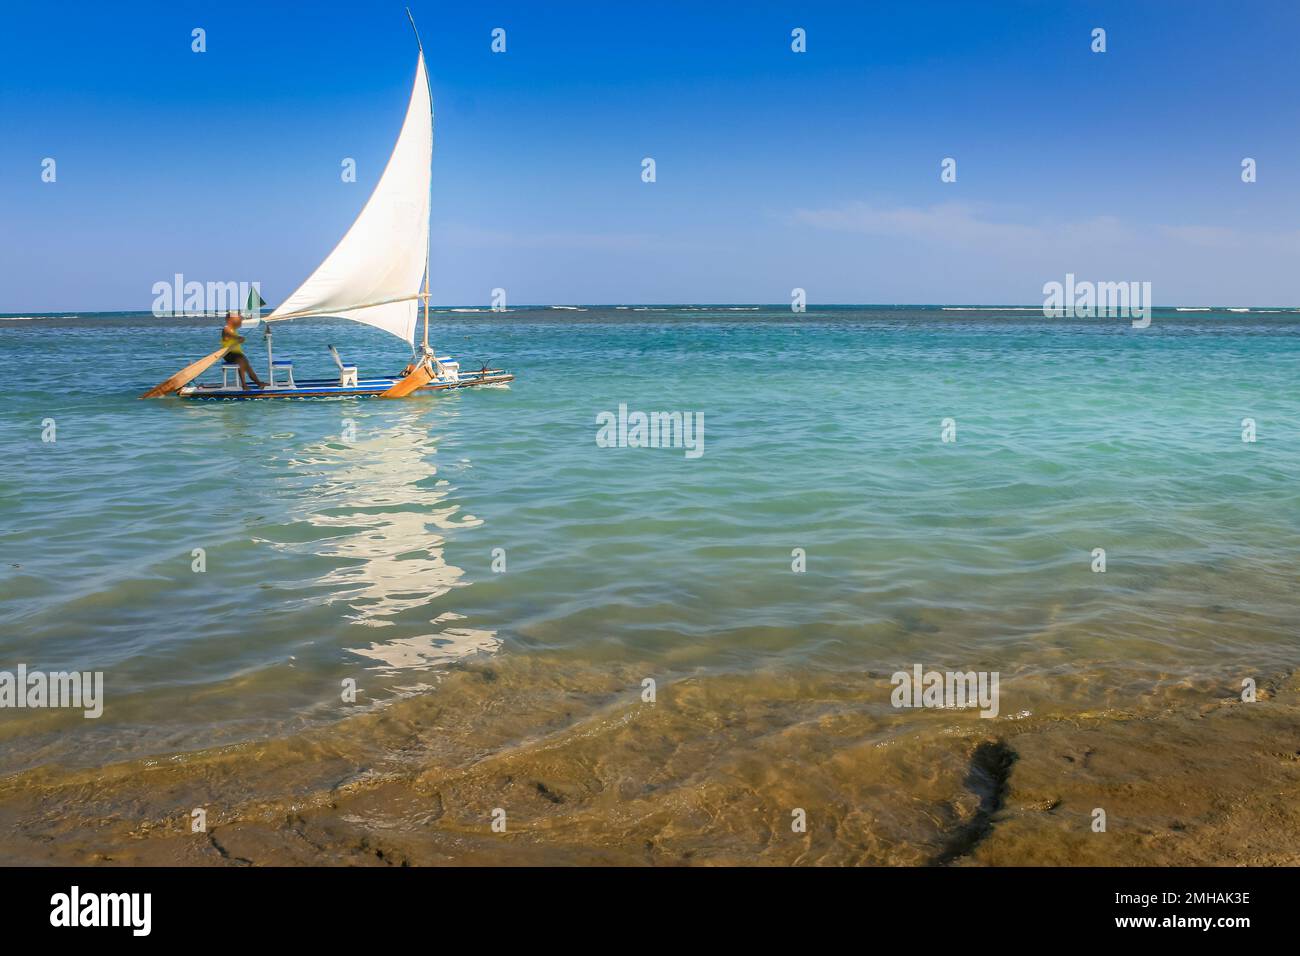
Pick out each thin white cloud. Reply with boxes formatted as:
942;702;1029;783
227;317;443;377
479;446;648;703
789;200;1132;251
436;223;722;253
1158;224;1243;248
793;201;1300;262
1154;223;1300;253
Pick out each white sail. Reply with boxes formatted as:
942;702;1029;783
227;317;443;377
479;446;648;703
268;52;432;345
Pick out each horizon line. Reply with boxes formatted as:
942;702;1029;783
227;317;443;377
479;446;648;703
5;303;1300;317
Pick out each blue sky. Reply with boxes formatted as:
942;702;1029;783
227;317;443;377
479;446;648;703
2;0;1299;310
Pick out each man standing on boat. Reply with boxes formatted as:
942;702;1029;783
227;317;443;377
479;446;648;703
220;311;265;388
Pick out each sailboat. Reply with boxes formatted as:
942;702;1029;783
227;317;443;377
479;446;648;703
142;14;513;401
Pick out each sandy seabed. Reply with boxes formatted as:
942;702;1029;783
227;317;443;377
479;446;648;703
1;658;1297;867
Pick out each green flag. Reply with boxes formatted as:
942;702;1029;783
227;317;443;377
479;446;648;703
246;286;267;315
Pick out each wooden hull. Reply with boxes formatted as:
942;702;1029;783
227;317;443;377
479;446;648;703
176;370;513;400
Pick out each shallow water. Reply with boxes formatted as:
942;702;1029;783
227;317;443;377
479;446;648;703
1;307;1297;863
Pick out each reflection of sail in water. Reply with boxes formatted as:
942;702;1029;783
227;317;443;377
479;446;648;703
275;408;499;674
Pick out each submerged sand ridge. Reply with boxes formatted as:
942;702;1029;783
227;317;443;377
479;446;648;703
0;657;1296;866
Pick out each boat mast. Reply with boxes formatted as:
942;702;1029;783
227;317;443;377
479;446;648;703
423;265;430;350
406;8;434;357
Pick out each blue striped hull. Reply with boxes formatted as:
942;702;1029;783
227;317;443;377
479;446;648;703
176;372;513;400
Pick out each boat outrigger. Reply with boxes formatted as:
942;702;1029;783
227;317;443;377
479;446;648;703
141;13;513;401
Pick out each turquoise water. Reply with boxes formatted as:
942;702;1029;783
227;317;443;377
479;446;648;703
1;307;1297;775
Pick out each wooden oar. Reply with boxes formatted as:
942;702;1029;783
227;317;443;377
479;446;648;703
139;346;230;398
378;359;433;398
